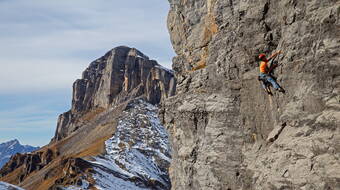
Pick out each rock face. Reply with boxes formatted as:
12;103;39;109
0;148;56;182
163;0;340;190
0;139;38;169
53;46;176;141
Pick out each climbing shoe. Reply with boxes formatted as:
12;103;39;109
278;88;285;93
265;88;273;95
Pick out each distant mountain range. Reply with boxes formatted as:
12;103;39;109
0;139;39;168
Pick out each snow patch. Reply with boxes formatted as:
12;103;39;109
90;99;171;189
0;181;25;190
57;99;171;190
136;55;146;59
92;167;147;190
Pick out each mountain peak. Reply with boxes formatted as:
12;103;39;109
0;139;19;147
0;139;38;168
114;46;148;57
53;46;176;141
9;139;19;144
8;139;19;148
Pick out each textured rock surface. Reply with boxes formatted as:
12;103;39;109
0;148;56;181
163;0;340;189
53;46;175;141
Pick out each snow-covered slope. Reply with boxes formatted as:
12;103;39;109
91;99;171;190
0;140;38;168
0;181;25;190
64;99;171;190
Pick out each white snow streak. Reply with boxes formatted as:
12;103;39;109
0;181;25;190
90;99;171;190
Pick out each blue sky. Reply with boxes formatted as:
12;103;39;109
0;0;174;146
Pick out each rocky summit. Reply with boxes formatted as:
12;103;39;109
0;46;175;190
162;0;339;190
53;46;176;142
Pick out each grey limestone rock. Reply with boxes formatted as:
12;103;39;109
163;0;340;189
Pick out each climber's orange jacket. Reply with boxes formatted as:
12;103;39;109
260;61;269;74
258;51;282;74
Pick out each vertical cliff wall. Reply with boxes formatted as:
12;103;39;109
163;0;340;189
53;46;176;141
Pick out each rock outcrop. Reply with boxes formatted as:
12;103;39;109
163;0;339;189
53;46;176;141
0;148;57;182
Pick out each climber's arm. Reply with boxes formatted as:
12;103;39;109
268;51;282;61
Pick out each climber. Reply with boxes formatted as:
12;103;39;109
258;51;285;94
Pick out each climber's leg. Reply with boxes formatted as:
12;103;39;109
266;75;280;90
260;80;267;89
